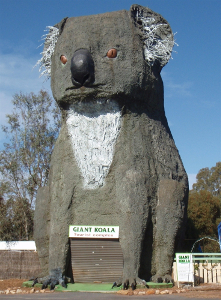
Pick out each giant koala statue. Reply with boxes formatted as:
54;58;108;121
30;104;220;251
34;4;188;286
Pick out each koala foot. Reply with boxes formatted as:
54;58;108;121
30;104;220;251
151;274;173;284
112;277;146;290
33;269;70;290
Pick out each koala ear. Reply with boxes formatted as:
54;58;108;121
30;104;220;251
53;17;68;35
130;4;174;69
44;17;68;56
36;17;68;78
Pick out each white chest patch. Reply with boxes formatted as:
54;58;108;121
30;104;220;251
66;100;121;189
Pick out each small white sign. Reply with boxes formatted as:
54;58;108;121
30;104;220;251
69;225;119;239
176;253;194;283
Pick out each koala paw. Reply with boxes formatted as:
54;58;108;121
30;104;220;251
151;274;173;284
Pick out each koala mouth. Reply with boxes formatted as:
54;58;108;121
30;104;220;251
65;83;105;91
68;99;120;116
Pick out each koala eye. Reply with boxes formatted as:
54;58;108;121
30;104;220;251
60;55;67;64
107;48;117;58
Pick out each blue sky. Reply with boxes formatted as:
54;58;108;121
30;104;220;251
0;0;220;189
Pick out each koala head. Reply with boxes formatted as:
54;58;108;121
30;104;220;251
41;4;174;109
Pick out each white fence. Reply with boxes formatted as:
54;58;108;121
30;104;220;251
0;241;36;251
173;253;221;284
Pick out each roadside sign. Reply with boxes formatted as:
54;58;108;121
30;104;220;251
176;253;194;287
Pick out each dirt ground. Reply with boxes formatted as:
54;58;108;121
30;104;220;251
117;284;221;298
0;279;42;294
0;279;221;298
171;286;221;299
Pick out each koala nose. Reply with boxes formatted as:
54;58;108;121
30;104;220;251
70;49;95;87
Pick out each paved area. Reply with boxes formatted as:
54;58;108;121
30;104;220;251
0;291;221;300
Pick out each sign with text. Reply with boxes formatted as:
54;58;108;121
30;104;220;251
176;253;194;283
69;225;119;239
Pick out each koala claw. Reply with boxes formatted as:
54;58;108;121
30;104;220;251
42;278;51;289
123;279;136;290
111;279;122;289
31;278;38;287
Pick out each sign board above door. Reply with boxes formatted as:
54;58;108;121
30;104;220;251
69;225;119;239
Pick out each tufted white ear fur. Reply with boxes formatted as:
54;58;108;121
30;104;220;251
35;26;59;78
131;5;175;68
35;18;68;78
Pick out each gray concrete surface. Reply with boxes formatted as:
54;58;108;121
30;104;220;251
0;291;219;300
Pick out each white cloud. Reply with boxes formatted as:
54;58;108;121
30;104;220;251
188;174;197;190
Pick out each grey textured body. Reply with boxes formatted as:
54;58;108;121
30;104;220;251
34;5;188;283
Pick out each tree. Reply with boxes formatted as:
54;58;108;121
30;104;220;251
192;162;221;199
185;162;221;252
185;190;220;252
0;90;61;240
187;190;220;237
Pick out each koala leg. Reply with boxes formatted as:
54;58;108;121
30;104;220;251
120;221;148;289
120;229;141;289
116;170;150;289
34;186;50;276
48;210;70;274
152;179;188;281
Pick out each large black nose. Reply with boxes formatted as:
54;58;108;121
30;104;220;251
70;49;95;87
